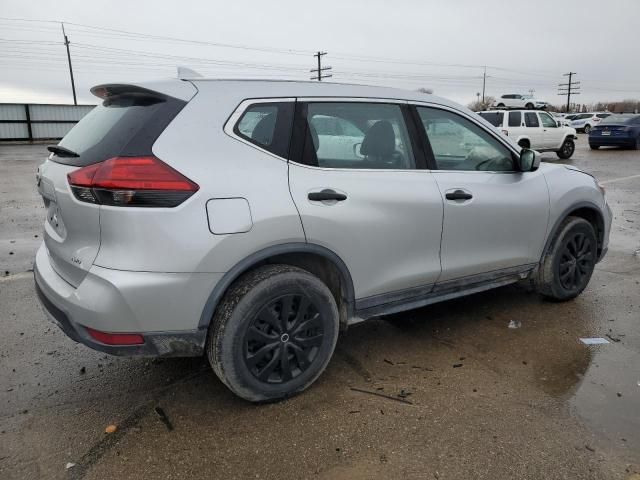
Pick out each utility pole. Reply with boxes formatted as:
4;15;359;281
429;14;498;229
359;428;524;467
558;72;580;113
310;51;332;81
481;66;486;103
61;22;77;105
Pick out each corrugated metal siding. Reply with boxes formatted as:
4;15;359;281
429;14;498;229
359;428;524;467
0;104;94;140
0;123;29;139
0;104;27;121
29;105;94;121
31;123;76;139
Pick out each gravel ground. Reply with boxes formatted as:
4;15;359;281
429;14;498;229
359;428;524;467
1;137;639;479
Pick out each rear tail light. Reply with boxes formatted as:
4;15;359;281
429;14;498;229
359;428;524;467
68;156;198;207
86;327;145;345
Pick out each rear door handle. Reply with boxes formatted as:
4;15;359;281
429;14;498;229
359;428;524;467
445;190;473;201
308;189;347;202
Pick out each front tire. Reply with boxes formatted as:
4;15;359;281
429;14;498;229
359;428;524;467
589;144;600;150
536;217;597;301
207;265;339;402
525;103;534;110
556;139;575;159
584;124;592;134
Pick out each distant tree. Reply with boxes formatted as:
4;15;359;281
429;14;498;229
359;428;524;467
467;96;495;112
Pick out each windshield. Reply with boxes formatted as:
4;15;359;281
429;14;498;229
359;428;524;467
600;114;637;125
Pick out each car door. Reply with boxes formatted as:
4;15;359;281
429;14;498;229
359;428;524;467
523;111;543;148
538;111;565;149
414;104;549;283
288;99;444;301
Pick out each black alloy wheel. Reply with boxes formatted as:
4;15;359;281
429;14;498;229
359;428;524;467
244;294;324;384
557;232;594;293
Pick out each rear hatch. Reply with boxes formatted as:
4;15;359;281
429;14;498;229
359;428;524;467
38;84;189;287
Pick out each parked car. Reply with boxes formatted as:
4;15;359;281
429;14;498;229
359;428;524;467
492;94;548;110
551;112;571;127
589;113;640;150
35;79;611;402
570;112;611;133
478;110;578;158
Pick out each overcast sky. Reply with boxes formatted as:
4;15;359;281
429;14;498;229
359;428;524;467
1;0;639;107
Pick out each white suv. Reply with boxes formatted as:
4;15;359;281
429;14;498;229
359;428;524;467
493;94;548;110
478;110;578;159
570;112;611;134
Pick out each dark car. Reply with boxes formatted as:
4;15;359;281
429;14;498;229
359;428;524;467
589;114;640;150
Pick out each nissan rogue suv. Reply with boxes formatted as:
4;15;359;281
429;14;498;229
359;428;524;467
35;78;612;402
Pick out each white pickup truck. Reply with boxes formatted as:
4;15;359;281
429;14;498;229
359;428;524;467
478;110;578;159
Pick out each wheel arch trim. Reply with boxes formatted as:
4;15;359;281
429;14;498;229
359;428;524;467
540;201;606;263
198;243;355;329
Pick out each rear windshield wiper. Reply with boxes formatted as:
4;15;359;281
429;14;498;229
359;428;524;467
47;145;79;158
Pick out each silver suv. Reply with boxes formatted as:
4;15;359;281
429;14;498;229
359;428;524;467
35;79;612;402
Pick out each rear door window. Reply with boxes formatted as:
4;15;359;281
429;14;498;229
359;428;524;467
234;102;294;158
524;112;540;127
508;111;521;127
56;92;186;167
298;102;415;170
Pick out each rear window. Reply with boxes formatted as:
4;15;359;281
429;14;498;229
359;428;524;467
600;114;638;125
55;92;186;167
478;112;503;127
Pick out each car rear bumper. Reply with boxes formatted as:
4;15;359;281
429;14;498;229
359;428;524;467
589;136;637;147
34;243;223;357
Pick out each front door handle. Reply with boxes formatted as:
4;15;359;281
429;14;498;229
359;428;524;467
308;189;347;202
445;190;473;201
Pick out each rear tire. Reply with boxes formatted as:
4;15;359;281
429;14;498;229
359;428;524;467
207;265;339;402
584;124;592;134
497;103;505;108
556;139;575;159
518;139;530;149
536;216;597;301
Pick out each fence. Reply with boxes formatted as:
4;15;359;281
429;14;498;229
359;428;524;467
0;104;94;142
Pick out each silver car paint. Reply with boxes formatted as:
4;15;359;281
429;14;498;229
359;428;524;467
34;79;612;350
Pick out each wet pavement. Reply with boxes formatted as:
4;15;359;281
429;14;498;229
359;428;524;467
1;138;639;479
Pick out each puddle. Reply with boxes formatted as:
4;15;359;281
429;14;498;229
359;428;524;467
570;344;640;448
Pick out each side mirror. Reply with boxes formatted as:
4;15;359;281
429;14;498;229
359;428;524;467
556;120;561;127
517;148;540;172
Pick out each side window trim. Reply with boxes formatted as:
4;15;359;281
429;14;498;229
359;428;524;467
409;102;519;172
223;97;295;161
289;98;423;171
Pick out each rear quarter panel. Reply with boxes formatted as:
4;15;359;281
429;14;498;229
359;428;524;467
94;84;305;273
